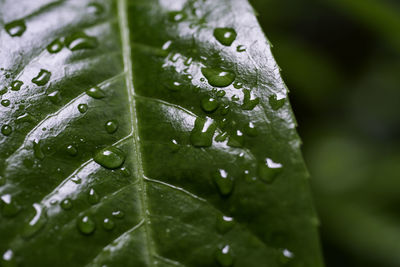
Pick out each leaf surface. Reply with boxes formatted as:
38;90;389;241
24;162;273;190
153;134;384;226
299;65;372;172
0;0;323;266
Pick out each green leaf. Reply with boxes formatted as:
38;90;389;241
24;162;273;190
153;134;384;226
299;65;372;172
0;0;323;266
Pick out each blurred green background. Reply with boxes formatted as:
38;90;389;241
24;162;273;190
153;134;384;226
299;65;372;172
250;0;400;266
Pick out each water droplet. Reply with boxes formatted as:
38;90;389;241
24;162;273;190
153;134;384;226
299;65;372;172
15;113;35;124
118;167;131;177
10;80;23;91
166;81;182;92
213;169;234;196
269;94;285;110
2;249;16;267
169;139;180;153
65;32;98;51
1;125;12;136
216;90;226;98
77;215;96;235
22;203;47;238
213;28;237;46
243;169;256;182
86;86;105;99
48;90;62;104
78;103;88;113
190;117;216;147
227;130;244;148
5;20;26;37
102;218;115;231
88;188;100;204
47;38;64;53
184;57;193;66
112;210;125;218
60;198;72;210
66;144;78;156
201;68;235;87
168;11;187;22
215;245;234;267
215;132;228;142
105;120;118;134
94;146;125;169
245;122;258;136
33;140;45;160
258;158;283;183
236;45;246;52
241;89;259;110
220;104;230;115
32;69;51;86
279;249;294;264
233;82;242;89
1;194;19;217
1;99;10;107
201;97;219;113
216;215;234;234
87;2;104;15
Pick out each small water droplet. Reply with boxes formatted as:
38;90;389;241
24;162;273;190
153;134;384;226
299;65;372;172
213;169;234;196
87;2;104;15
33;140;45;160
118;166;131;177
15;113;35;124
201;97;219;113
168;11;187;22
77;215;96;235
48;90;62;104
216;90;226;98
5;20;26;37
2;249;16;267
201;68;235;88
236;45;246;52
243;169;256;182
102;218;115;231
279;249;294;264
32;69;51;86
169;139;180;153
65;144;78;156
86;86;105;99
1;99;10;107
65;32;98;51
88;188;100;204
162;40;172;50
94;146;126;169
47;38;64;53
245;122;258;136
241;89;259;110
166;81;182;92
258;158;283;183
1;125;12;136
227;130;244;148
190;117;216;147
184;57;193;66
215;244;234;267
78;103;88;113
112;210;125;218
105;120;118;134
0;87;7;95
220;104;230;115
269;94;285;110
216;215;234;234
22;203;47;238
60;198;72;210
1;194;19;217
213;28;237;46
10;80;23;91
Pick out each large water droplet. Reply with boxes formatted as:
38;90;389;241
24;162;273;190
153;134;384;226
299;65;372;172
227;130;244;148
105;120;118;134
201;68;235;87
1;125;12;136
5;20;26;37
48;90;62;104
22;203;47;238
60;198;72;210
77;215;96;235
241;89;259;110
201;97;219;113
168;11;187;22
215;245;234;267
258;158;283;183
269;94;285;110
213;28;237;46
94;147;125;169
32;69;51;86
190;117;216;147
86;86;105;99
2;249;16;267
33;140;45;160
47;38;64;53
65;32;98;51
1;194;19;217
88;188;100;204
213;169;234;196
216;215;234;234
10;80;23;91
78;103;88;113
102;218;115;231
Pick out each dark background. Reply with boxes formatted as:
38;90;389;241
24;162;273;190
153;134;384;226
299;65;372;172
250;0;400;266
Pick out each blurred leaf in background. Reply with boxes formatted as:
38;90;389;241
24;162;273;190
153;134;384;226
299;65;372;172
250;0;400;266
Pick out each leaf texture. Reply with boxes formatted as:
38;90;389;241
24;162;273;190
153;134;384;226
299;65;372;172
0;0;323;266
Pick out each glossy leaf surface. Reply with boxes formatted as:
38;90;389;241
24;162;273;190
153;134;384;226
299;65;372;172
0;0;323;266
